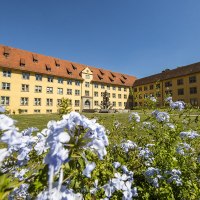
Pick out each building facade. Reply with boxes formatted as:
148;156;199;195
133;63;200;107
0;45;136;114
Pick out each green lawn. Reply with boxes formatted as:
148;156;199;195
10;109;200;131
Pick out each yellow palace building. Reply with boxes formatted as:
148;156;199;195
133;62;200;107
0;45;136;114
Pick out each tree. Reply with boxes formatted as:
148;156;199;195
57;98;72;117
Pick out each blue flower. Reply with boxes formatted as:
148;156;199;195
83;162;96;178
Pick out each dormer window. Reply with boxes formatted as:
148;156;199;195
72;64;77;70
20;58;25;67
110;72;116;78
121;74;127;80
46;64;51;71
66;68;72;75
98;74;103;80
109;77;114;82
33;54;38;63
120;78;125;84
55;59;60;67
99;69;104;75
3;47;10;58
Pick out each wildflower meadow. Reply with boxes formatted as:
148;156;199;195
0;97;200;199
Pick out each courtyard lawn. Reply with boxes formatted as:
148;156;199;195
10;108;200;131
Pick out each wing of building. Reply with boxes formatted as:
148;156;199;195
133;63;200;107
0;45;137;114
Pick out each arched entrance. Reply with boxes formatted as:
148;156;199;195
84;100;91;109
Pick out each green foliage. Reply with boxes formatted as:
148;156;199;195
57;97;72;118
2;107;200;199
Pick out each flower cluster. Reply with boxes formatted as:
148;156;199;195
165;169;182;186
165;97;185;111
129;112;140;123
152;110;170;123
144;167;162;188
103;164;138;199
121;140;137;153
180;130;199;139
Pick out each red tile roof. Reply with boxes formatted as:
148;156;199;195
133;62;200;87
0;45;137;87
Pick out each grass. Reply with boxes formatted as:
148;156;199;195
10;108;200;131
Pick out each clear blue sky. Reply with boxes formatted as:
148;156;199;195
1;0;200;78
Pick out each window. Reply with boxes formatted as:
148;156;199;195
47;76;53;82
34;109;40;113
58;78;63;84
118;94;121;99
57;88;63;95
94;83;98;88
35;74;42;81
85;74;90;79
20;97;28;106
190;98;198;106
57;99;61;105
3;70;11;77
156;92;161;97
47;98;53;106
178;88;184;95
156;84;160;89
190;87;197;94
124;94;127;99
75;90;80;96
67;80;72;85
112;86;116;90
46;87;53;94
101;92;104;97
22;72;30;80
134;88;137;92
33;54;38;63
139;87;142;91
46;109;52;113
34;98;41;106
85;90;89;96
177;79;183;85
20;109;28;114
1;96;10;105
75;100;80;107
112;93;116;98
118;102;122;107
124;87;127;92
94;101;98;106
189;76;196;83
106;85;110;90
67;89;72;95
75;80;80;86
85;82;90;87
94;92;98;97
165;81;172;87
21;84;29;92
149;85;154;90
144;86;148;91
113;102;116;106
118;87;121;91
55;59;60;67
101;84;105;89
165;90;172;96
35;86;42;93
2;82;10;90
46;64;51;71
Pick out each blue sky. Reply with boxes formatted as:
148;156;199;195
1;0;200;78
